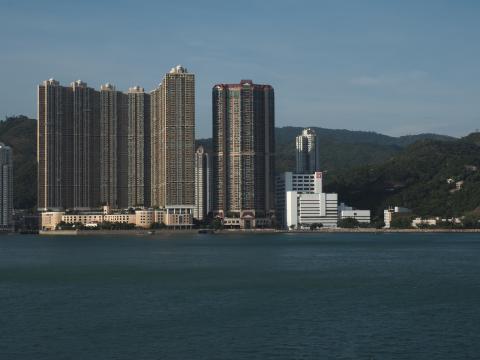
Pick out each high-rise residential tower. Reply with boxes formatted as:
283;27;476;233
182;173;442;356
100;84;128;208
0;143;13;229
151;65;195;209
71;80;101;209
296;128;320;173
194;146;212;220
127;86;150;207
212;80;275;229
38;79;101;211
38;79;71;210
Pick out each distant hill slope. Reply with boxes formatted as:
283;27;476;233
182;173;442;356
198;126;455;173
0;116;36;209
326;135;480;218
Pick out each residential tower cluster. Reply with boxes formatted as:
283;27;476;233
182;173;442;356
37;65;370;231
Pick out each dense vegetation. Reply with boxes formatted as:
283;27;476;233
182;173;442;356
326;137;480;218
0;116;36;209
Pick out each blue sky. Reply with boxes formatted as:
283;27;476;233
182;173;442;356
0;0;479;138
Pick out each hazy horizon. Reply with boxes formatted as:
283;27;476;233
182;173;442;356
1;0;478;138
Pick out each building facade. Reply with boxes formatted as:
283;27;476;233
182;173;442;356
151;65;195;210
212;80;275;228
38;79;101;211
296;128;320;174
194;145;212;220
276;171;323;228
100;83;128;208
0;143;13;229
127;86;150;207
71;80;101;209
286;192;338;229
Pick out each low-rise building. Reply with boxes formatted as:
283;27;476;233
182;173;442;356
41;211;65;231
340;210;371;223
286;191;338;229
40;206;194;230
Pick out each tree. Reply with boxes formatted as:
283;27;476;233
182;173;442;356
390;215;413;229
211;218;224;230
338;217;360;228
309;223;323;230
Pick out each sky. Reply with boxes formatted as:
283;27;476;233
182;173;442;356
0;0;479;138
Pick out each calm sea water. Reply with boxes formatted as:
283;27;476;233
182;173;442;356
1;233;480;359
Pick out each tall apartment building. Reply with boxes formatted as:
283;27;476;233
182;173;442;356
0;143;13;229
194;146;212;220
99;83;128;208
38;79;100;211
127;86;150;207
296;128;320;173
150;65;195;210
71;80;101;209
212;80;275;229
38;79;70;210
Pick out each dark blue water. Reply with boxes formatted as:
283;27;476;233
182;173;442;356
1;233;480;359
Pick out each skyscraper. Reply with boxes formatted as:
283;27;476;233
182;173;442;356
127;86;150;207
212;80;275;229
100;84;128;208
38;79;101;211
194;146;212;220
151;65;195;209
0;143;13;229
38;79;70;210
296;128;320;173
71;80;100;209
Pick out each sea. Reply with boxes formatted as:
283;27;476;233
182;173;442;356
1;232;480;359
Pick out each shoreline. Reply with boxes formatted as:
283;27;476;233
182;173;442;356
35;228;480;236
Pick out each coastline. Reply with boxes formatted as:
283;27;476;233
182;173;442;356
36;228;480;236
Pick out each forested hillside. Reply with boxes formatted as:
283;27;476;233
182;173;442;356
0;116;36;209
326;137;480;218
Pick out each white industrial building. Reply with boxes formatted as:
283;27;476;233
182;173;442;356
276;171;324;227
286;191;338;229
338;203;371;223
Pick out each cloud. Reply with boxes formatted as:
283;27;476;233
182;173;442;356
351;71;428;87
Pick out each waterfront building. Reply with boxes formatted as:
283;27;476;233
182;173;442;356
38;79;101;211
275;171;323;227
296;128;320;174
194;146;212;220
37;79;71;210
127;86;150;207
212;80;275;229
40;206;193;231
0;143;13;229
150;65;195;215
100;83;128;208
286;191;338;229
338;203;371;223
71;80;101;209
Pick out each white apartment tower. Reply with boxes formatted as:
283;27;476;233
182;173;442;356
296;128;320;173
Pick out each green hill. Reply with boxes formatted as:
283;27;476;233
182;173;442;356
0;116;37;209
326;136;480;218
199;126;455;174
